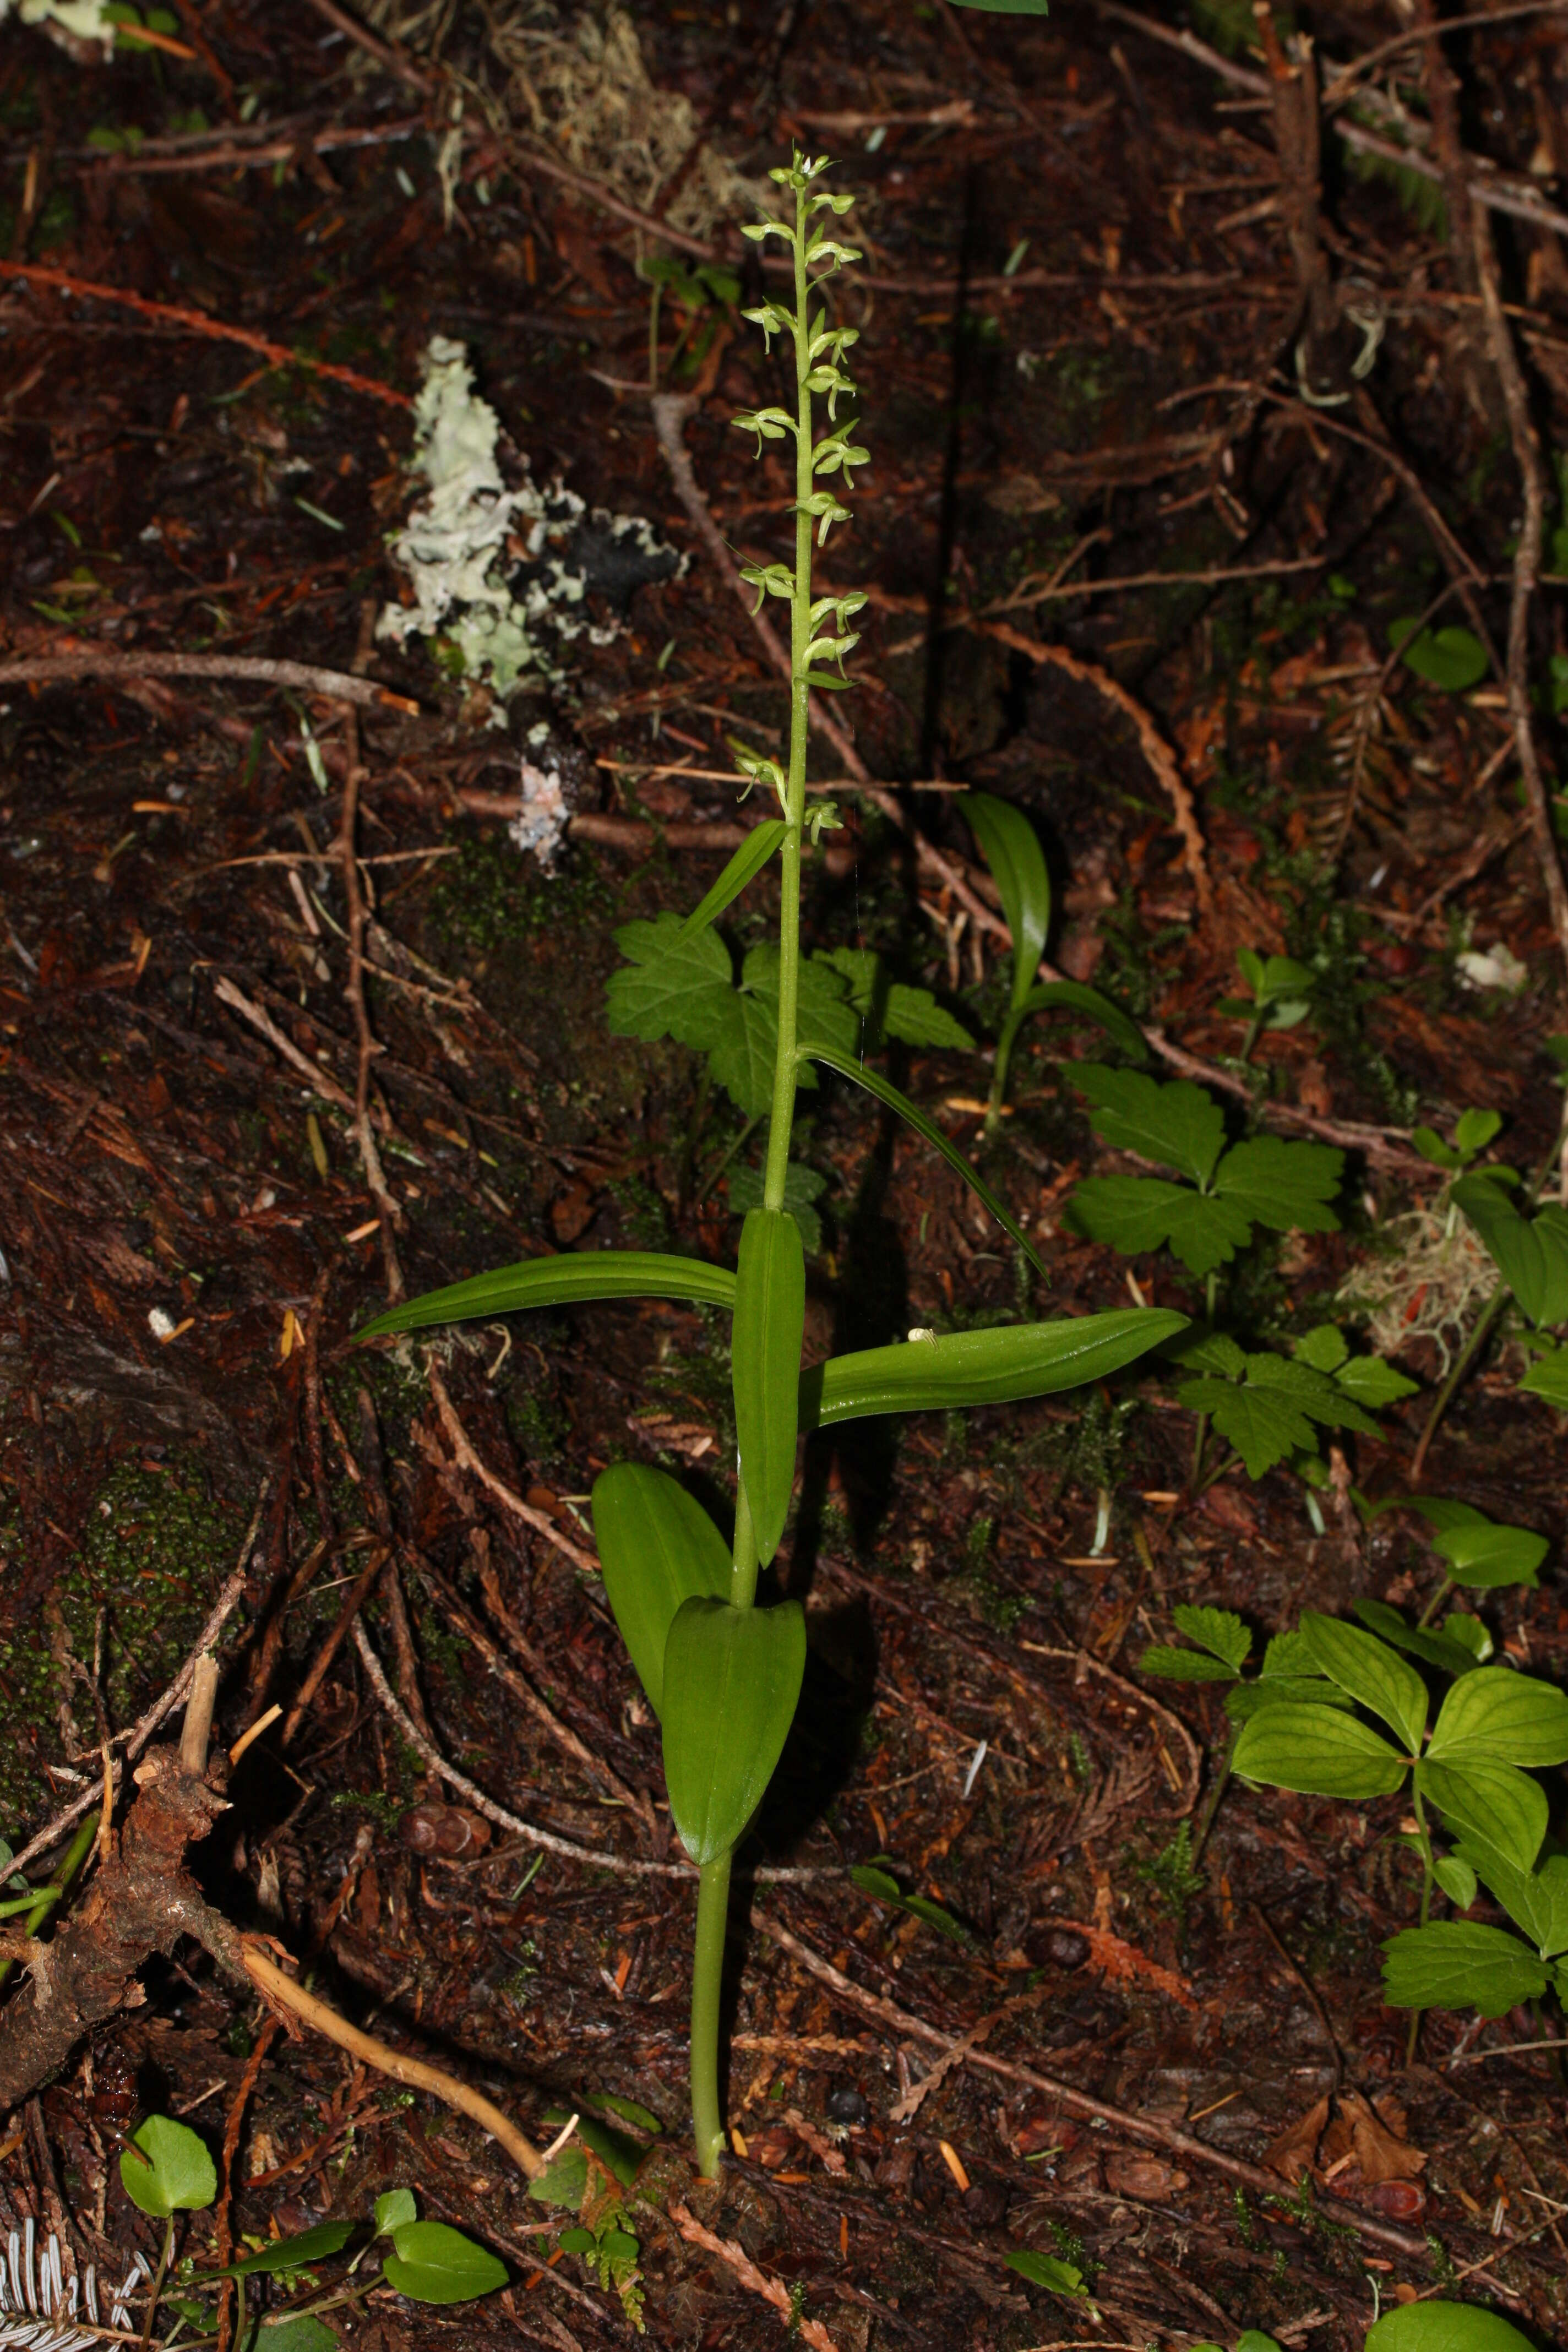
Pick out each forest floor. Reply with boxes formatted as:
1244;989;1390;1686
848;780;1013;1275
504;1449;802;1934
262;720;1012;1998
2;2;1568;2349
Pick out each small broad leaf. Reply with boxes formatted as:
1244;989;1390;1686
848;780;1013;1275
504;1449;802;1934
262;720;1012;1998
527;2147;589;2209
677;821;787;939
1295;1325;1348;1373
1006;979;1147;1064
1211;1135;1343;1238
803;1043;1047;1277
119;2116;217;2217
1452;1174;1568;1329
1365;1494;1488;1533
591;1466;730;1717
709;988;783;1118
1366;2304;1537;2352
1441;1614;1494;1663
1389;619;1490;693
1299;1612;1428;1753
606;914;739;1050
1004;2251;1090;2297
849;1865;969;1943
1165;1328;1248;1377
1456;1107;1503;1157
590;2093;663;2135
375;2190;418;2236
210;2223;353;2277
1433;1520;1547;1589
1245;952;1315;1008
1520;1346;1568;1406
963;792;1050;1019
1428;1666;1568;1766
1412;1126;1463;1171
662;1598;805;1863
1380;1923;1548;2019
743;942;860;1061
382;2220;507;2306
1224;1675;1354;1723
1070;1065;1226;1186
1432;1854;1478;1910
1259;1629;1324;1679
1352;1599;1484;1679
254;2320;339;2352
799;1309;1186;1427
1140;1647;1237;1682
1170;1603;1251;1671
733;1210;805;1566
1454;1838;1568;1958
1067;1176;1251;1278
1415;1757;1547;1871
880;983;973;1050
727;1161;826;1255
357;1250;736;1340
1232;1703;1407;1799
1333;1353;1419;1411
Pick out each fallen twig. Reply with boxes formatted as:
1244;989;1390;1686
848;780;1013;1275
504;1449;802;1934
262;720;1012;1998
240;1945;543;2178
762;1918;1429;2262
0;267;412;407
666;2202;837;2352
0;651;419;707
1471;208;1568;1000
426;1362;598;1576
336;627;406;1303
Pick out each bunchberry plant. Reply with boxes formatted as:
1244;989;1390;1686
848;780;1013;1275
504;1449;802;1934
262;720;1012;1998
360;155;1182;2175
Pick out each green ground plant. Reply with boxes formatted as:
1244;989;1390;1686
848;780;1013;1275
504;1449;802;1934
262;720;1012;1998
116;2115;503;2349
358;154;1182;2177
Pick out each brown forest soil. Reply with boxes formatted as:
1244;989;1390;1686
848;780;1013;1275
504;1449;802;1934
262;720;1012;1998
2;3;1567;2349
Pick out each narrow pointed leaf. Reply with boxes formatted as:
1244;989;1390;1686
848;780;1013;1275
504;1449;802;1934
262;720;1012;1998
661;1598;806;1863
1454;1838;1568;1958
382;2221;507;2305
733;1209;805;1564
209;2224;355;2278
1380;1923;1547;2019
677;821;787;939
1428;1665;1568;1766
1009;980;1147;1063
1415;1757;1547;1870
1352;1599;1483;1678
591;1466;730;1717
1433;1521;1547;1589
1232;1703;1407;1799
962;792;1050;1018
357;1251;736;1340
1299;1613;1428;1753
803;1043;1047;1277
798;1308;1185;1428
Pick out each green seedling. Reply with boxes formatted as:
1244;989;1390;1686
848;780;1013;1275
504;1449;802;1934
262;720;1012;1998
1389;617;1489;694
1168;1322;1416;1485
1410;1107;1502;1174
119;2119;504;2348
1362;1494;1549;1621
1004;2250;1094;2306
1216;948;1316;1063
850;1861;970;1944
1366;2302;1537;2352
962;791;1146;1135
1231;1613;1568;2035
640;254;742;392
357;154;1184;2176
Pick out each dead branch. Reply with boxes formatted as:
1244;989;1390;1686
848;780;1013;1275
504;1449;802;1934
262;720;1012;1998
666;2203;837;2352
0;651;418;709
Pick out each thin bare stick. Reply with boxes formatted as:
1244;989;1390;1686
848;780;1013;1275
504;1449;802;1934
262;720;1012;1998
425;1361;598;1575
7;1505;260;1884
762;1918;1428;2261
178;1657;220;1779
351;1619;837;1883
337;678;405;1303
211;978;364;1122
0;655;415;707
241;1945;543;2179
1472;208;1568;989
666;2203;837;2352
280;1545;390;1747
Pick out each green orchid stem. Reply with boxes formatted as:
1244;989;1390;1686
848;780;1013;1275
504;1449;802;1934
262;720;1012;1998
1409;1283;1509;1484
1416;1575;1455;1632
1190;1727;1238;1867
690;1850;734;2180
986;1009;1025;1136
0;1809;100;1995
140;2218;175;2352
232;2272;247;2352
1238;1010;1264;1065
760;174;815;1218
1406;1788;1437;2066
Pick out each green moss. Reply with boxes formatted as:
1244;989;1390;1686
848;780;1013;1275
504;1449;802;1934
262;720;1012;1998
428;833;615;959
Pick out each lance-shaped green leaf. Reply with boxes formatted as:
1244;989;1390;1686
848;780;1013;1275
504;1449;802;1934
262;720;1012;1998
1299;1613;1428;1754
591;1466;731;1718
661;1598;807;1864
1380;1922;1548;2019
802;1043;1048;1278
1428;1666;1568;1767
677;821;787;940
1003;979;1147;1064
1452;1173;1568;1328
1232;1703;1407;1800
1520;1345;1568;1406
963;792;1050;1019
798;1308;1186;1428
1414;1757;1547;1871
1352;1599;1485;1678
733;1210;805;1565
207;2223;355;2278
357;1251;736;1340
1454;1838;1568;1958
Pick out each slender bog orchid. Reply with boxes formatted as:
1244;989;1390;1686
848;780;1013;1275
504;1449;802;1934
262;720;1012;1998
359;155;1184;2175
